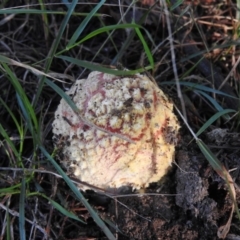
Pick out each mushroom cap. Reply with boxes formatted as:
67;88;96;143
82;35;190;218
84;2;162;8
52;71;179;191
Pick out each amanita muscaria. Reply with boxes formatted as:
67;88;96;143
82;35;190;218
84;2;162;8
52;71;180;191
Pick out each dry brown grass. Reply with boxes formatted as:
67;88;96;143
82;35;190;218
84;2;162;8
0;0;240;239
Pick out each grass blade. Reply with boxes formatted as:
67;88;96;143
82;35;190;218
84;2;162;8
196;109;236;137
6;200;11;240
196;139;224;173
57;23;146;55
19;177;26;240
196;139;240;238
1;63;39;133
161;81;238;99
194;90;225;112
44;78;79;112
34;0;79;107
0;8;103;17
67;0;105;48
0;124;20;161
43;196;85;223
170;0;184;10
0;97;22;138
38;0;49;41
56;55;152;74
16;94;34;138
135;27;154;68
39;146;116;240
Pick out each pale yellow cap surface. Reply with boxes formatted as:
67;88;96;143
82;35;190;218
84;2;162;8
52;71;180;190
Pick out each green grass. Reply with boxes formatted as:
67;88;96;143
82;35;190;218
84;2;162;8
0;1;239;239
0;1;118;239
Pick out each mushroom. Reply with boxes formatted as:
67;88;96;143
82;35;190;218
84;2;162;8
52;71;180;191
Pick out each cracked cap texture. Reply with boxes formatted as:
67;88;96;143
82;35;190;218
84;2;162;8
52;71;180;191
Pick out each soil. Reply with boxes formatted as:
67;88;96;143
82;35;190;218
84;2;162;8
58;131;240;240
